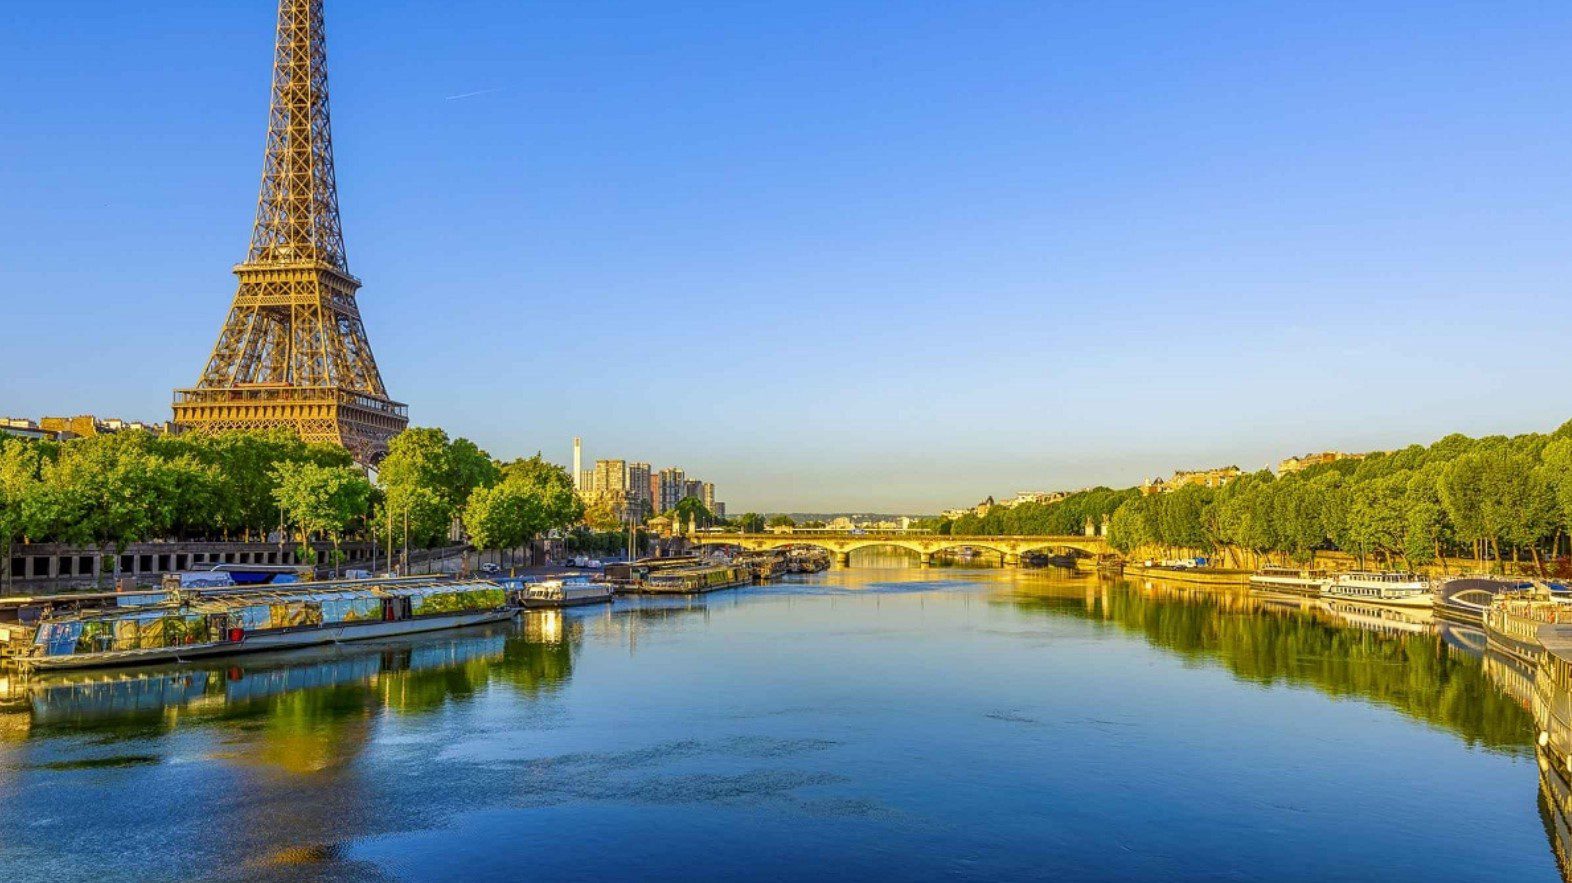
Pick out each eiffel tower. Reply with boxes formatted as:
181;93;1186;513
173;0;406;462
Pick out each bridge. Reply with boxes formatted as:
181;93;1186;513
688;531;1115;567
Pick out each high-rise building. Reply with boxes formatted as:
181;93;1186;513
573;437;582;490
628;462;652;518
655;468;686;513
683;480;704;503
701;482;716;511
593;460;629;496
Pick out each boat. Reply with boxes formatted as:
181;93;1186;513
1248;565;1330;596
512;579;614;609
1434;575;1540;625
8;577;512;673
640;564;751;595
1319;571;1432;607
1484;587;1572;669
734;552;782;583
786;548;831;573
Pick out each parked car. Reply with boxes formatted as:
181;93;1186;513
479;563;501;575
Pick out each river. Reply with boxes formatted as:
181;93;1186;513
0;563;1560;881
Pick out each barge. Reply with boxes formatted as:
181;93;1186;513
9;577;511;673
1248;565;1329;596
512;579;614;609
640;564;751;595
1484;588;1572;669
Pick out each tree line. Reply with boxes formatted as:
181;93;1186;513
0;427;584;582
942;420;1572;573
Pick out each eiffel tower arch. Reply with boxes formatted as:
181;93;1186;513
173;0;407;463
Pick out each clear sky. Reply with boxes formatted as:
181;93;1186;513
3;1;1571;513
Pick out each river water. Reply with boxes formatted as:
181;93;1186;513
0;563;1560;882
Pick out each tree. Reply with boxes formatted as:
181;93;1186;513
498;455;581;531
464;482;539;566
767;514;796;529
378;428;499;548
27;435;191;584
737;512;766;533
0;438;46;591
477;455;583;565
272;461;374;574
672;497;715;529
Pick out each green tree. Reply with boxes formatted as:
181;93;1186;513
0;439;47;591
737;512;766;533
464;482;539;566
377;428;499;547
672;497;715;529
767;514;796;529
272;461;374;574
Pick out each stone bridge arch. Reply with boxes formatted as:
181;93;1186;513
688;532;1115;568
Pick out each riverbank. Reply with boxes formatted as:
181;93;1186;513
1122;563;1253;586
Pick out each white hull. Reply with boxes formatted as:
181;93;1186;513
18;609;515;673
1319;588;1434;608
522;592;613;608
1249;575;1327;589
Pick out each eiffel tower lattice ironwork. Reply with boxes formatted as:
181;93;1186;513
173;0;406;462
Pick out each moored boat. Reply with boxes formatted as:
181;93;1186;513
1249;565;1330;596
641;564;751;595
9;577;512;673
1484;587;1572;669
1435;575;1539;625
513;579;614;609
1320;571;1432;608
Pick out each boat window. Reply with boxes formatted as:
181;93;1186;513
35;621;82;656
235;606;270;631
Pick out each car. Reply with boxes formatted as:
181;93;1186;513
479;563;501;574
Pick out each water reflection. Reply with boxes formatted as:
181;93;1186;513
0;613;585;743
1539;744;1572;883
0;572;1565;880
1005;576;1535;752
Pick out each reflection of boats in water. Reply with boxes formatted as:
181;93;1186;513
1483;647;1539;711
1318;598;1433;635
1537;743;1572;883
1536;637;1572;883
17;627;512;726
1319;572;1432;608
1438;620;1489;658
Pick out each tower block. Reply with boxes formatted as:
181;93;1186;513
173;0;406;462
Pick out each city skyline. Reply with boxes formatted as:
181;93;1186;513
5;2;1572;510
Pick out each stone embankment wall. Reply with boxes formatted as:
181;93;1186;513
2;541;485;594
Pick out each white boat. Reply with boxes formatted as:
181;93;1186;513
1320;571;1432;608
1249;565;1330;594
517;579;614;609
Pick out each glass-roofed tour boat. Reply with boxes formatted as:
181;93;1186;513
9;576;513;673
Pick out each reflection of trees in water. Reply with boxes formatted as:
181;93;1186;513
1007;580;1533;751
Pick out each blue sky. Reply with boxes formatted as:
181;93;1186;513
3;1;1571;512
